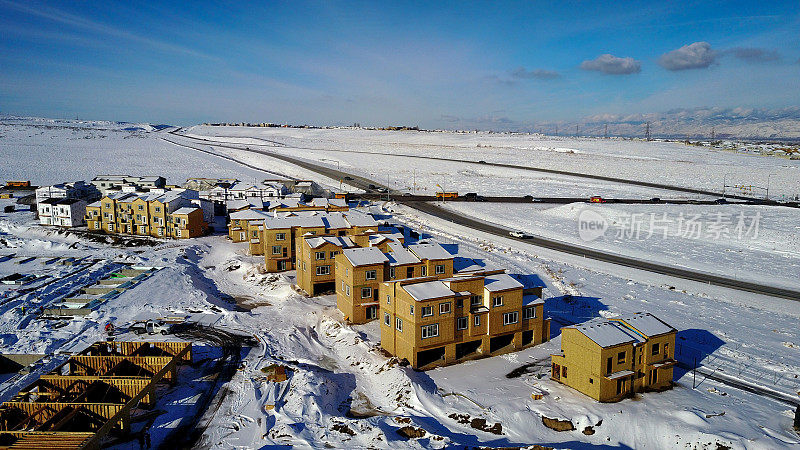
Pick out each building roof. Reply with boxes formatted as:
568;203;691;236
56;198;84;205
403;280;455;302
172;207;200;215
322;213;350;229
305;236;356;249
139;176;164;182
342;247;388;267
615;312;675;338
408;242;452;261
263;214;326;230
87;201;101;207
229;209;270;220
343;211;377;227
522;294;545;306
39;197;62;205
385;243;421;266
564;318;644;348
483;273;523;292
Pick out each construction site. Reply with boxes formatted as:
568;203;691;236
0;341;191;449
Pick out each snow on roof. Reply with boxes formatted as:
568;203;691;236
343;211;378;227
172;207;199;215
385;244;421;266
139;176;163;182
483;273;523;292
322;213;350;229
229;209;270;220
87;201;101;207
408;242;452;261
523;294;544;306
403;280;455;302
263;215;325;230
39;197;61;205
564;318;644;348
305;236;356;249
342;247;389;267
616;312;675;337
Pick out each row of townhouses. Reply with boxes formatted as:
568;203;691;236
199;180;289;202
85;190;210;239
91;175;167;195
223;196;678;400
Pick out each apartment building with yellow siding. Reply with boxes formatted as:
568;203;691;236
551;313;676;402
379;271;548;369
260;210;379;271
336;247;390;323
296;236;357;296
86;190;207;240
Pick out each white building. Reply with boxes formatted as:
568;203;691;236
38;198;87;227
35;181;99;203
91;175;166;195
200;181;288;203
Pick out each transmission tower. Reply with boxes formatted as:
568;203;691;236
645;122;651;141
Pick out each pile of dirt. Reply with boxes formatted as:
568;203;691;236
261;364;289;382
331;423;356;436
448;413;503;435
541;415;575;432
396;426;426;439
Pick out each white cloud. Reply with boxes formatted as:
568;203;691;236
580;54;641;75
658;42;717;71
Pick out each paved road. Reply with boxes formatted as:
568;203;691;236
167;131;800;301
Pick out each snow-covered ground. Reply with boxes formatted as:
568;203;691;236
183;125;800;200
0;118;798;448
440;201;800;290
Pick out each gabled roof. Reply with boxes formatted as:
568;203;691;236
87;201;101;207
523;294;544;306
483;273;523;292
564;318;643;348
172;207;199;215
229;209;270;220
343;211;378;227
342;247;388;267
263;214;325;230
408;242;452;261
402;280;455;302
385;243;421;266
614;312;675;338
322;213;350;229
305;236;356;249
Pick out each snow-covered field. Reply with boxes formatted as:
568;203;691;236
183;125;800;200
0;118;798;448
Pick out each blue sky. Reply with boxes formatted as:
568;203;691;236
1;0;799;129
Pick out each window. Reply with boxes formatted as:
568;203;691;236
341;280;346;291
492;296;504;307
316;265;331;276
386;295;391;305
105;203;111;208
366;306;377;320
439;302;451;314
562;366;567;378
421;324;439;339
345;268;349;275
365;270;377;280
330;251;338;259
474;315;480;327
272;245;282;255
409;305;414;315
617;351;626;363
606;357;613;375
421;266;427;276
346;284;350;296
664;343;669;358
471;295;482;306
523;307;536;319
651;343;660;356
589;378;594;384
503;311;518;325
435;264;445;274
456;316;467;330
456;298;463;308
422;306;433;317
155;207;161;212
276;233;286;241
252;230;259;238
138;205;144;210
389;267;395;279
176;229;182;237
302;262;306;271
384;313;390;326
361;287;372;299
315;251;325;260
396;317;403;332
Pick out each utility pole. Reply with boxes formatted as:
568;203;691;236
555;125;558;136
604;123;608;139
645;122;651;141
711;126;715;140
575;124;579;137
